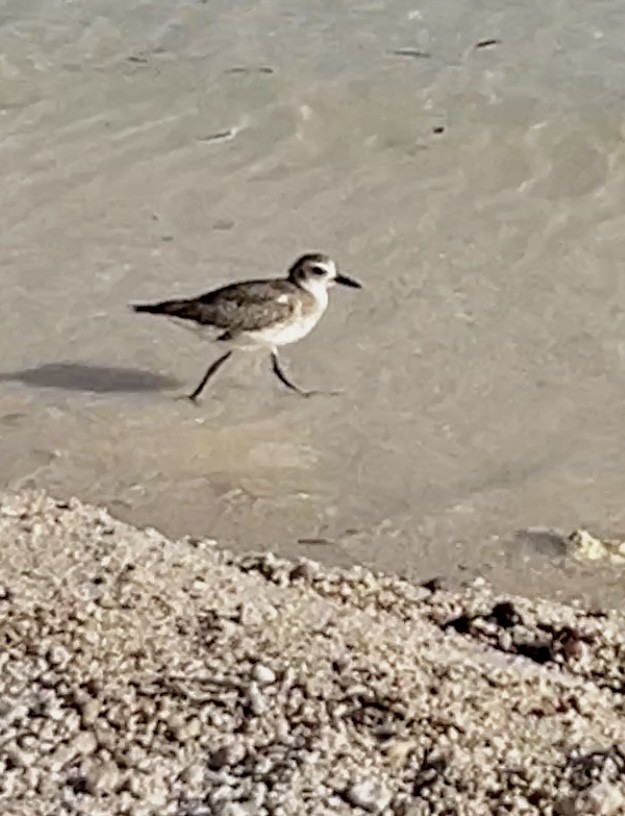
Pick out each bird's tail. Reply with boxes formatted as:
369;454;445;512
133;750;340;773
131;299;205;321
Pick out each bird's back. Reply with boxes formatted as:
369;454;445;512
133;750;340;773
196;278;304;332
133;278;308;335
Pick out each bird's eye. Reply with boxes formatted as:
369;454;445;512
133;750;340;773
310;265;326;276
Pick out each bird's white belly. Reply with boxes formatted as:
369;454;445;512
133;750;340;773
247;306;325;348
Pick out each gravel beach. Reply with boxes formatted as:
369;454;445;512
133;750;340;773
2;490;625;816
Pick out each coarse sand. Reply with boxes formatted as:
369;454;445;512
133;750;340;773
2;490;625;815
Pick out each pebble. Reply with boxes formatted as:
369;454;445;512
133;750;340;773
88;761;121;793
249;782;268;807
221;804;257;816
252;664;277;686
145;780;168;808
182;716;202;740
499;630;513;651
346;779;392;813
180;763;205;786
165;711;185;734
6;745;36;768
36;772;59;797
126;774;144;798
254;756;273;775
210;783;238;808
248;682;267;715
585;782;625;815
80;697;101;726
46;644;71;668
1;702;28;724
71;730;98;757
209;741;247;770
288;560;319;584
385;739;416;767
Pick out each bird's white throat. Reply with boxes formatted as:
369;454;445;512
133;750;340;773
297;275;331;307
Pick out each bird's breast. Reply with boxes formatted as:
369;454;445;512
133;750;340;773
249;295;326;348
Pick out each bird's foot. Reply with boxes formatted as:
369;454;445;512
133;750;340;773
175;393;201;405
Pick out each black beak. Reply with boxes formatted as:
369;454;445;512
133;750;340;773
335;272;362;289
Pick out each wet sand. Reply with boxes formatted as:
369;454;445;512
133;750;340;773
2;490;625;815
3;0;625;603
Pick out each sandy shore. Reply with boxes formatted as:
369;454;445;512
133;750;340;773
2;490;625;816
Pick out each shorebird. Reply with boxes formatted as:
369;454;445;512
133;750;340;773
131;253;362;401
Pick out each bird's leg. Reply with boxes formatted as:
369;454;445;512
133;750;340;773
186;350;233;402
270;351;317;397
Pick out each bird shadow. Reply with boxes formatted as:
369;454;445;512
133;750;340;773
0;362;180;394
510;527;569;559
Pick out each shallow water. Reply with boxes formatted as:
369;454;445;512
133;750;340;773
3;0;625;605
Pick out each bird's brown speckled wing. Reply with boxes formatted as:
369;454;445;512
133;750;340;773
194;279;298;333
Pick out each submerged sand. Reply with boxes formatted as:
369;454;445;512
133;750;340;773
2;490;625;816
4;0;625;605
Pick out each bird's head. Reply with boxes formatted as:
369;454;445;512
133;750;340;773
287;253;362;295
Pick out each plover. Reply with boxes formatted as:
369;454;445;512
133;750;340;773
131;253;361;401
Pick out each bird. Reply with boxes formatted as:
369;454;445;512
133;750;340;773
131;252;362;401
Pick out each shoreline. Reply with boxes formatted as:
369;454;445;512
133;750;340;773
2;490;625;815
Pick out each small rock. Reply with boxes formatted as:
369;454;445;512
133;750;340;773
44;701;66;722
289;560;318;583
237;602;263;627
499;630;513;651
210;783;238;808
6;745;36;769
248;682;267;715
249;782;268;807
221;804;256;816
385;740;416;767
48;743;77;772
180;763;205;786
421;577;444;593
209;740;246;770
346;779;392;813
1;702;28;725
585;782;625;815
487;601;521;629
89;761;121;793
36;772;59;797
80;697;101;726
145;781;169;808
252;664;276;685
95;725;117;751
181;717;202;740
96;591;116;608
275;718;290;742
126;774;144;798
46;644;71;667
254;756;273;775
30;689;56;716
165;711;185;739
22;765;41;791
71;730;98;757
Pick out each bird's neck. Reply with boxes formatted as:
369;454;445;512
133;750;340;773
297;278;329;309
